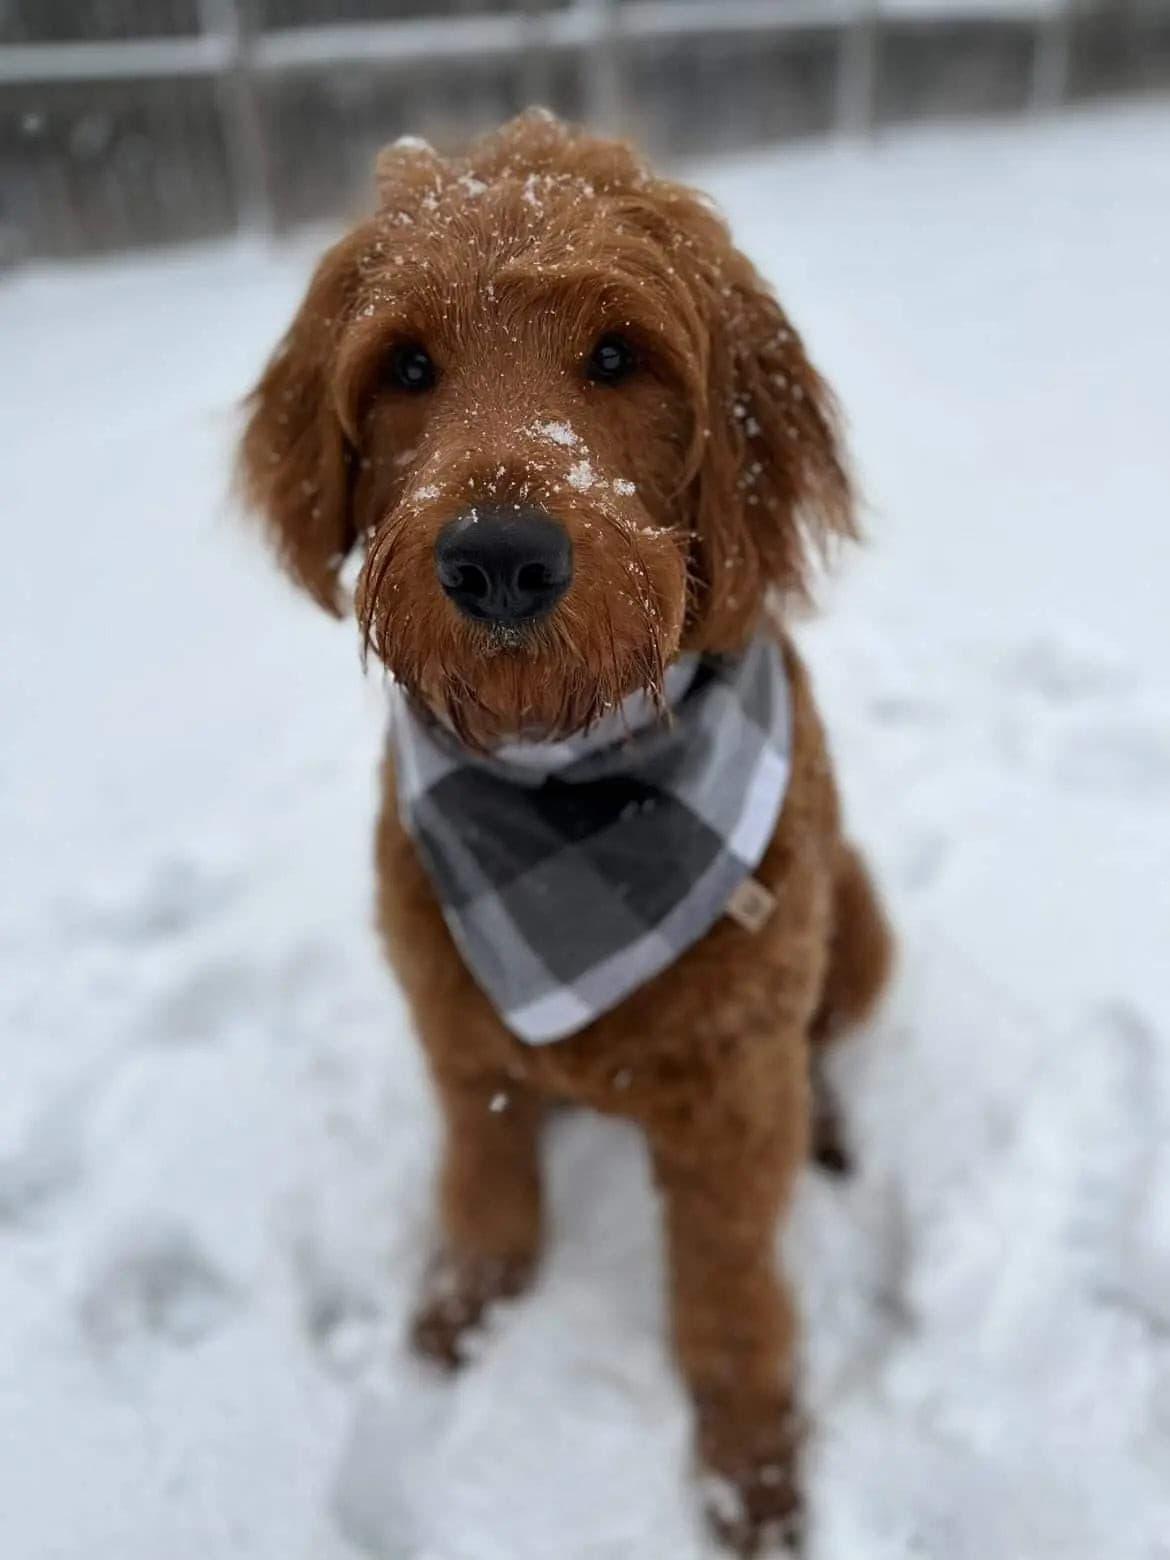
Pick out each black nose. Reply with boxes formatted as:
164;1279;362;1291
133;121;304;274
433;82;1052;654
435;505;573;625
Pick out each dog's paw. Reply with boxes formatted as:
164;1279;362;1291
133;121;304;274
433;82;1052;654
701;1461;804;1556
697;1398;805;1556
409;1249;535;1370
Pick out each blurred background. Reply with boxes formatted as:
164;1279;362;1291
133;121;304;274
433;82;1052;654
3;6;1170;1560
3;0;1170;260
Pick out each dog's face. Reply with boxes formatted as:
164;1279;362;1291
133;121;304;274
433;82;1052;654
241;112;853;745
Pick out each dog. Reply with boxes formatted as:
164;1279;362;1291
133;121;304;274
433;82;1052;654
240;110;893;1556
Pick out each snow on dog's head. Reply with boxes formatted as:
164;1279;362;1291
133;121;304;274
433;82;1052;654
239;110;854;746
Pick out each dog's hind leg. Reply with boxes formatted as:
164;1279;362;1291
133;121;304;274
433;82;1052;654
811;843;893;1045
808;844;894;1174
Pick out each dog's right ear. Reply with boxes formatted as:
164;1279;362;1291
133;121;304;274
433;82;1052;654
238;231;366;616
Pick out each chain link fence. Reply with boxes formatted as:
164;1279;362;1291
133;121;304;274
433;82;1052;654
2;0;1169;260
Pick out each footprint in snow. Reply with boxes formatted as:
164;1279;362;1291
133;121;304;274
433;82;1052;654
78;1219;238;1355
866;692;947;729
1048;717;1170;798
1078;1003;1170;1338
999;636;1132;706
291;1234;380;1379
139;957;260;1047
64;855;238;947
900;829;951;893
0;1098;85;1227
995;635;1169;795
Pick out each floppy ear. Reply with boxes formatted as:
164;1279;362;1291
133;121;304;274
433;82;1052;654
691;251;856;650
238;232;364;615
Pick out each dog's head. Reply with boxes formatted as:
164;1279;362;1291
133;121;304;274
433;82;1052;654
240;111;854;746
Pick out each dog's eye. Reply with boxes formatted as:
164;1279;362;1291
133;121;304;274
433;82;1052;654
586;333;637;385
388;342;437;392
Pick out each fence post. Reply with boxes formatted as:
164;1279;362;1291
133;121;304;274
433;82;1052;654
577;0;623;133
519;0;554;112
200;0;272;235
1031;0;1074;110
838;0;880;138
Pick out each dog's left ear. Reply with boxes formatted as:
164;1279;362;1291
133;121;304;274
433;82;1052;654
690;253;856;649
238;230;366;616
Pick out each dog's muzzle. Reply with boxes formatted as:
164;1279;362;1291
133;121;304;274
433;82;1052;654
435;505;572;626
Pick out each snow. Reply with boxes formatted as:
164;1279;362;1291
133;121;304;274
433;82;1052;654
566;457;600;492
527;423;638;500
2;100;1169;1560
530;419;580;448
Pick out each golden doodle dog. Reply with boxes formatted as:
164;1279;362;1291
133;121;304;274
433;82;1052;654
240;110;892;1555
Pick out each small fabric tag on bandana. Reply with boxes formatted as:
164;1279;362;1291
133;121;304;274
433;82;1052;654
725;876;778;934
390;632;792;1044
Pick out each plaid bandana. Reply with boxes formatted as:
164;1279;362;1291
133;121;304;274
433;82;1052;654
389;633;792;1044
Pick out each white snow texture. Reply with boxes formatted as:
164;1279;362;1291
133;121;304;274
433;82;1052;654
2;103;1169;1560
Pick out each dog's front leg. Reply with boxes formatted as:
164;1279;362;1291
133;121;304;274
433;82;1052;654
410;1067;544;1369
648;1065;808;1556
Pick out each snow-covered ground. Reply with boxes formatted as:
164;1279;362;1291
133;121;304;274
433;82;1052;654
2;100;1169;1560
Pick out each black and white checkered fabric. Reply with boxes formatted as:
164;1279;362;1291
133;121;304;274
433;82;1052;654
389;633;792;1044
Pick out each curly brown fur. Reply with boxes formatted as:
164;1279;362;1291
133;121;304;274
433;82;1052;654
239;110;892;1555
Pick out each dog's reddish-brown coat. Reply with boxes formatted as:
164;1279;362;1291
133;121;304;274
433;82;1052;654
240;112;893;1554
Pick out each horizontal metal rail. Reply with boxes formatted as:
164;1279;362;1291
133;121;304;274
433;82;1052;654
0;35;232;84
0;1;1066;84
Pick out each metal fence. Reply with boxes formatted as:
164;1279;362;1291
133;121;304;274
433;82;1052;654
2;0;1169;260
